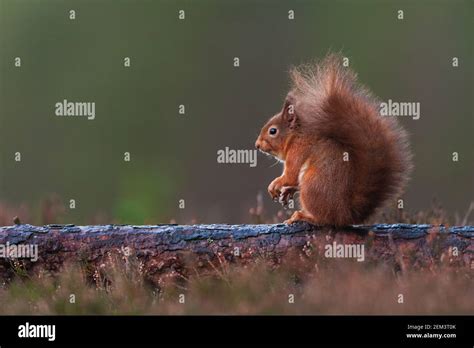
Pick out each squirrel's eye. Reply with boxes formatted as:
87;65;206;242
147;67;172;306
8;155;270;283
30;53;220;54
269;127;278;136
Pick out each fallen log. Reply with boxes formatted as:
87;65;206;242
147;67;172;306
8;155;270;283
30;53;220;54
0;223;473;285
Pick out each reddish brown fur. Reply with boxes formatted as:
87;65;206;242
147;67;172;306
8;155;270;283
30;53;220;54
255;54;412;226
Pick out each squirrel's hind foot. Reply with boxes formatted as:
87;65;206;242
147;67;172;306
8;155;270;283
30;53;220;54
284;210;316;225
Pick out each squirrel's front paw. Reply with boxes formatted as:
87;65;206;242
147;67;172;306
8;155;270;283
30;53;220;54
268;178;283;201
279;186;297;206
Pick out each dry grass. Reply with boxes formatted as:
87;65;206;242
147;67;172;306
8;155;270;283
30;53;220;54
0;251;472;315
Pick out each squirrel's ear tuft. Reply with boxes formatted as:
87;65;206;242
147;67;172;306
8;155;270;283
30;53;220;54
283;100;298;128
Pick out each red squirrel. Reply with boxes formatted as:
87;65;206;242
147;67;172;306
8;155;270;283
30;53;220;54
255;54;412;225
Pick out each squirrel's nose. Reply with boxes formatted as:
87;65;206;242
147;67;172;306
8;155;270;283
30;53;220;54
255;141;260;150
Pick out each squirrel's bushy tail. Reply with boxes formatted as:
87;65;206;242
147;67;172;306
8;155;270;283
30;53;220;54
290;53;413;223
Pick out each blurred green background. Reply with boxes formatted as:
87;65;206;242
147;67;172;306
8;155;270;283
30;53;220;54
0;0;472;224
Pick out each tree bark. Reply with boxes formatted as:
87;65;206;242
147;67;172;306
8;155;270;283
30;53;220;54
0;223;473;285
